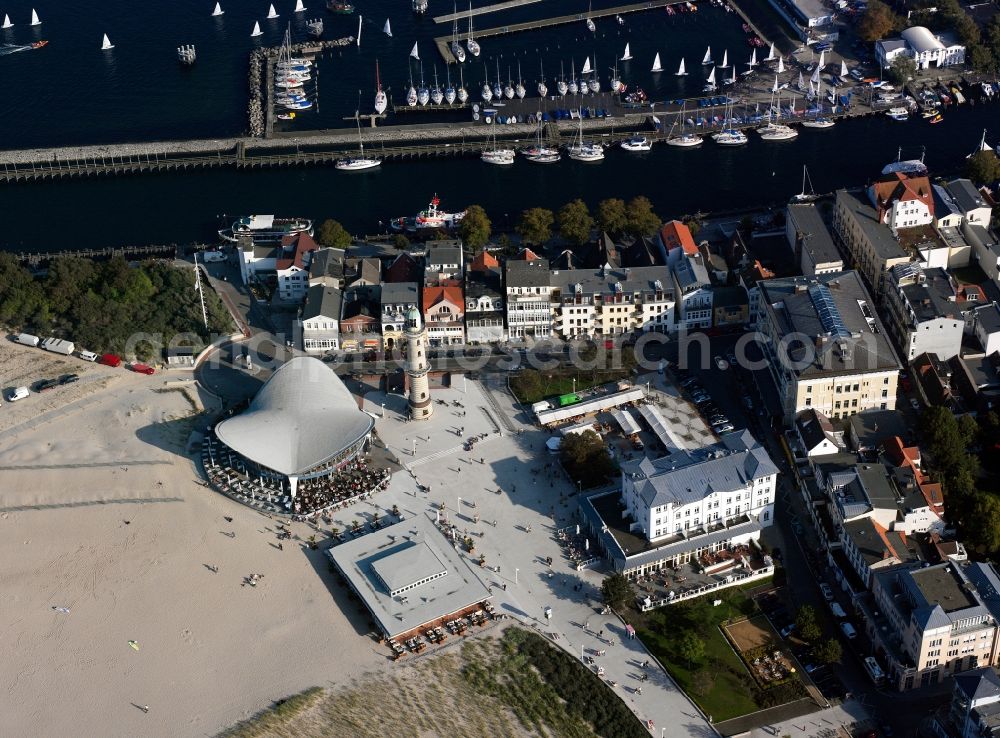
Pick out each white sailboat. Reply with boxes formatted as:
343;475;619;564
383;18;391;36
666;103;702;147
538;60;548;97
581;57;592;75
431;66;443;105
586;2;596;33
466;3;481;57
294;0;306;12
765;42;775;61
267;4;279;19
457;65;469;103
675;58;687;76
748;48;757;68
212;2;224;16
567;116;604;161
703;66;717;92
357;15;362;47
482;118;515;165
445;65;456;104
568;59;578;94
777;56;785;74
250;22;262;37
101;33;114;49
410;41;419;60
2;14;12;28
407;66;418;106
719;50;729;68
702;46;712;65
728;65;737;86
840;59;848;78
516;61;526;99
588;54;600;93
450;3;466;63
557;61;568;95
758;91;798;140
622;43;632;62
791;165;817;201
817;50;825;70
417;62;430;105
374;60;388;114
503;65;514;99
30;9;40;25
336;116;382;171
651;53;662;73
521;119;560;162
713;100;747;145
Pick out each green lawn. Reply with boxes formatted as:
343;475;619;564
509;368;632;405
630;581;769;722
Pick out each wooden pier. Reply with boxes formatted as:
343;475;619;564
432;0;543;24
434;0;680;62
17;244;178;268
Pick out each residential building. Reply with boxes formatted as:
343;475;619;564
884;264;965;362
866;562;1000;690
425;240;464;285
876;26;966;70
659;220;699;266
465;252;505;344
307;247;345;289
673;253;713;330
931;667;1000;738
505;256;553;340
549;266;675;339
833;189;910;301
236;231;320;301
713;285;749;328
787;203;844;276
339;289;382;353
739;260;777;330
756;271;901;422
847;408;908;452
794;408;844;457
384;251;421;284
842;516;918;588
934;184;967;230
299;283;343;353
765;0;836;41
345;257;381;292
965;226;1000;282
869;172;935;234
947;179;994;229
423;283;465;345
973;304;1000;355
380;282;419;352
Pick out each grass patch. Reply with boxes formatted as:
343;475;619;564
629;581;775;722
214;627;646;738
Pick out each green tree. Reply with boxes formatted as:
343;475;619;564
558;199;594;246
596;198;628;236
510;368;543;402
965;151;1000;186
559;429;616;486
676;631;705;668
392;234;410;250
887;56;917;85
857;0;901;42
691;667;716;696
316;219;352;248
624;196;661;238
968;494;1000;554
796;605;822;642
600;573;633;610
685;218;703;240
813;637;843;664
516;207;555;247
968;44;997;73
459;205;492;249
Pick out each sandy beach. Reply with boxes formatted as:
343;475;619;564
0;345;389;737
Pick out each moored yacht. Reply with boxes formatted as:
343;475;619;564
713;128;748;145
801;117;834;129
620;136;652;151
666;132;702;147
757;122;798;140
220;215;313;243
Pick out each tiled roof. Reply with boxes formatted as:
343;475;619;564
276;232;320;271
423;284;463;312
659;220;698;256
468;250;499;273
871;173;935;219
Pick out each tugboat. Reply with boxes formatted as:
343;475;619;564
391;195;466;232
326;0;355;14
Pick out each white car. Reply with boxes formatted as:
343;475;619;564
6;386;29;402
819;583;833;601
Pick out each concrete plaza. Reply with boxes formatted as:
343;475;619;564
318;374;718;737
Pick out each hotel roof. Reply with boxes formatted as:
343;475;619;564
326;514;492;639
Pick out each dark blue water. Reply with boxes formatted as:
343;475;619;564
0;0;765;147
0;103;992;251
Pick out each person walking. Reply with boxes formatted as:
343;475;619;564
140;705;150;714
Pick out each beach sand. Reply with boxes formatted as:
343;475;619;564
0;359;388;737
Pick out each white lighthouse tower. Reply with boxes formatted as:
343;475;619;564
404;306;433;420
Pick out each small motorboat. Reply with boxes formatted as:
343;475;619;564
885;106;909;121
326;0;355;13
801;117;834;129
620;136;652;151
31;40;48;49
277;112;297;120
482;148;516;165
929;113;944;124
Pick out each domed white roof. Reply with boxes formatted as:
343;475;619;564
901;26;944;54
216;357;374;476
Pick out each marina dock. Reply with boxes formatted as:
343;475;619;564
432;0;544;24
433;0;683;62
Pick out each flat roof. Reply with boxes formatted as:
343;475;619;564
835;190;907;261
910;565;978;613
788;203;841;267
327;514;492;639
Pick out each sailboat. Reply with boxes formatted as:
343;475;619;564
503;65;514;99
101;33;115;49
801;114;834;129
747;48;756;69
609;62;621;93
817;50;826;70
2;14;13;28
568;59;578;94
703;66;716;93
719;49;729;69
713;100;747;145
581;56;592;76
521;118;560;161
431;66;444;105
675;58;687;76
417;62;430;105
457;65;469;103
482;118;515;165
480;63;492;102
445;65;456;104
702;46;712;65
557;61;568;95
586;1;596;32
765;42;775;61
212;2;224;16
294;0;306;12
567;116;604;161
588;54;600;93
410;41;419;60
383;18;391;36
840;59;848;78
267;4;279;19
374;61;388;114
651;53;662;73
757;90;798;140
356;14;362;47
515;62;526;99
666;102;702;147
538;60;548;97
791;165;817;202
30;9;40;25
407;64;418;106
450;4;466;63
493;60;502;99
622;43;632;62
466;3;481;57
250;22;262;37
777;56;785;74
336;115;382;170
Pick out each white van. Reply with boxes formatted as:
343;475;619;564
830;602;847;619
77;350;98;362
840;621;858;639
12;333;40;347
6;386;29;402
864;656;885;684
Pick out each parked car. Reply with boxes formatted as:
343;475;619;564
77;350;98;362
780;623;797;638
59;373;80;385
714;423;735;433
819;583;834;601
830;602;847;619
6;386;29;402
131;363;155;375
840;621;858;639
99;354;123;367
35;378;61;393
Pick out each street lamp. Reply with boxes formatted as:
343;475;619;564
380;402;385;418
515;567;519;585
457;496;462;512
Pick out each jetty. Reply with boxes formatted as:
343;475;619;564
433;0;682;62
432;0;543;23
17;244;178;268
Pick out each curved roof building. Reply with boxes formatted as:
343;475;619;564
215;357;374;489
900;26;944;54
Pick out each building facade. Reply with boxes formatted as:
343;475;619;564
833;189;910;302
380;282;419;352
423;284;465;345
884;264;965;362
505;257;553;340
299;283;342;353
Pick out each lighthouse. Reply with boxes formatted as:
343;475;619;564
404;306;433;420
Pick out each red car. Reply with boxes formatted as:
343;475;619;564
131;363;155;375
99;353;122;367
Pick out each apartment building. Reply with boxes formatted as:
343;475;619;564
833;189;911;301
787;203;844;276
380;282;419;352
424;240;464;285
307;247;345;289
931;667;1000;738
339;289;382;353
236;231;321;301
869;172;935;234
423;283;465;345
505;255;553;340
299;283;342;353
756;271;901;422
884;263;965;362
549;266;675;339
673;253;713;330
